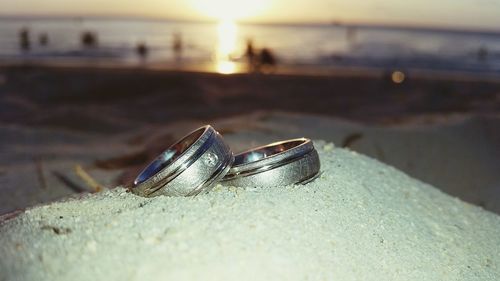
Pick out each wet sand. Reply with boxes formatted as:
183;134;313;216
1;64;499;131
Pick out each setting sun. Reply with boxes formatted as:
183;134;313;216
187;0;270;21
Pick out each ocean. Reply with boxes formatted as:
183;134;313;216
1;17;500;74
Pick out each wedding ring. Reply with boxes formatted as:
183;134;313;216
222;138;320;187
131;125;234;197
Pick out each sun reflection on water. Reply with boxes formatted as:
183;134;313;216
215;20;238;74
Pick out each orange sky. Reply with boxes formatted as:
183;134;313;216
2;0;500;30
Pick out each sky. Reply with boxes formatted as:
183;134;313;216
2;0;500;30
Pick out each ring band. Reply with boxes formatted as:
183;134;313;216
131;125;234;197
222;138;320;187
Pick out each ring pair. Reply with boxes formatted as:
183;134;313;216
131;125;320;197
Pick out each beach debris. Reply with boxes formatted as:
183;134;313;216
34;157;47;189
41;225;72;235
74;164;104;193
52;171;87;193
341;133;363;148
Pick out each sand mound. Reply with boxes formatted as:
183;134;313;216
1;142;499;280
217;112;500;213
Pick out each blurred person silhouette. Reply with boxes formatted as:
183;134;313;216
81;31;98;48
257;47;276;73
172;32;183;61
136;42;149;61
477;46;488;62
19;27;30;52
244;38;256;70
38;33;49;46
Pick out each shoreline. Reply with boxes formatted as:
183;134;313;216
2;60;500;83
1;62;499;132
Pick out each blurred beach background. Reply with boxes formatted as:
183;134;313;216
1;17;500;75
0;0;499;216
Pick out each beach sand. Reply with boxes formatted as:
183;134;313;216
1;113;499;215
0;64;499;215
1;64;499;279
1;143;499;280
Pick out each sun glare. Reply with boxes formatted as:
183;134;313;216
188;0;270;21
217;20;237;57
189;0;267;74
215;20;238;74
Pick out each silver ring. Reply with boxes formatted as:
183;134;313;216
131;125;234;197
222;138;320;187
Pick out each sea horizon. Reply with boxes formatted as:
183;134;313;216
2;13;500;36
